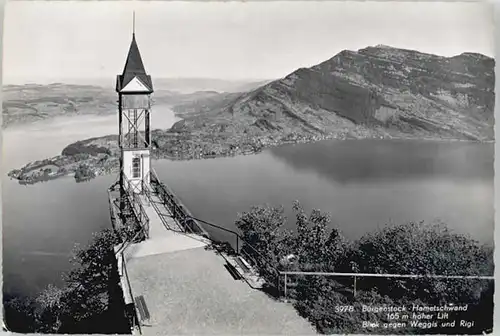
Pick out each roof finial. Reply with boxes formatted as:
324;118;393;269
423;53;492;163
133;11;135;36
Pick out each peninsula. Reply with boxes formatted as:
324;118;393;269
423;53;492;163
8;45;495;185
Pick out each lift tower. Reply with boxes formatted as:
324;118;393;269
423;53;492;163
116;22;154;197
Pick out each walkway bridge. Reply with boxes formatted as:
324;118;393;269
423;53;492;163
108;169;317;335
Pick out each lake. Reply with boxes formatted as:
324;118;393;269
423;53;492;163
154;140;494;244
2;110;494;298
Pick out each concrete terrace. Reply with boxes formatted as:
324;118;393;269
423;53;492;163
118;185;317;335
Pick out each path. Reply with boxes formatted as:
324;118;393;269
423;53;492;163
117;184;317;335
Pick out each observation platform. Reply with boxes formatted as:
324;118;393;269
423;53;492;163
112;175;316;335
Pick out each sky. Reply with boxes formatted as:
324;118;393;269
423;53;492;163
2;1;495;84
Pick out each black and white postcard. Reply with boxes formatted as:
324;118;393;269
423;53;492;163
2;1;495;335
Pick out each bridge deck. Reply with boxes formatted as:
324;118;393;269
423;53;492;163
120;185;317;335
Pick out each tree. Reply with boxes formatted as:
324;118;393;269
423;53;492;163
5;228;127;334
235;204;294;283
34;284;69;333
3;295;38;333
292;201;347;270
74;163;96;182
63;229;121;323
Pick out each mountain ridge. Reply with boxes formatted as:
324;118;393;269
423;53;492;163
173;45;494;142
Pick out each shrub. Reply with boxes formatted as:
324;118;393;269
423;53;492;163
235;202;494;335
235;204;294;284
336;221;493;304
4;228;127;334
3;295;38;333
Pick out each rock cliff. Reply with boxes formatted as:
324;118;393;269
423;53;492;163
174;45;495;141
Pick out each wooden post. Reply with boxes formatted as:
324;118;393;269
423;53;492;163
236;235;239;254
276;274;281;299
284;273;288;302
354;276;357;298
145;108;150;147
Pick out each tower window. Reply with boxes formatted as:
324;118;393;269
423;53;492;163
123;94;149;109
132;157;141;178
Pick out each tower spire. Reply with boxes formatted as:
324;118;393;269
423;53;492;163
133;11;135;36
116;10;153;93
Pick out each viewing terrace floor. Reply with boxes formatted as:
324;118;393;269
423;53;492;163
119;185;317;335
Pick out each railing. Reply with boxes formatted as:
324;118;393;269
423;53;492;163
149;169;208;237
147;171;281;288
188;215;284;292
115;224;146;257
107;185;119;231
107;175;150;243
279;271;495;301
189;216;273;264
122;175;150;240
108;180;130;255
146;169;284;292
122;259;142;335
141;178;185;234
111;202;147;335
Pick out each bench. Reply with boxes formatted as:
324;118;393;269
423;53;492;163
235;256;252;274
224;263;243;280
134;295;150;321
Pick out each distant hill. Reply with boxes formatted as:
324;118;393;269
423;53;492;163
6;77;271;93
173;45;495;141
2;82;250;128
153;78;271;93
2;83;117;127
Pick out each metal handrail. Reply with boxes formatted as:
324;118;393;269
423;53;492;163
279;271;494;279
149;169;208;236
142;178;189;235
175;214;283;287
120;249;142;335
108;189;118;230
278;270;495;301
147;168;283;288
122;175;150;239
107;174;151;257
115;227;144;257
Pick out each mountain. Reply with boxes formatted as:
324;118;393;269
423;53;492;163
2;83;117;127
2;83;241;128
153;78;271;93
172;45;495;141
6;77;270;93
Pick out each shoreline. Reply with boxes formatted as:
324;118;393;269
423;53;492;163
2;110;117;131
7;133;494;186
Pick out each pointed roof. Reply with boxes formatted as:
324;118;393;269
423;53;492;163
116;33;153;93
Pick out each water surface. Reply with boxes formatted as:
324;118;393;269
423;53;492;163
154;140;494;243
3;111;494;297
